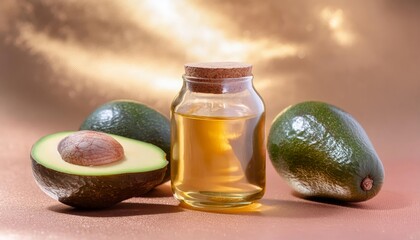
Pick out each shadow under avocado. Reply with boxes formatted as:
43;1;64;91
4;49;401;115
292;190;413;211
48;202;183;217
252;198;344;218
140;184;173;198
291;191;362;208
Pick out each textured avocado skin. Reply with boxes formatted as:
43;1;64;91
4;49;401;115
268;101;384;202
80;100;171;183
32;157;166;209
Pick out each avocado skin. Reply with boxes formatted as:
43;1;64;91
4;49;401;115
32;158;166;209
268;101;384;202
80;100;171;183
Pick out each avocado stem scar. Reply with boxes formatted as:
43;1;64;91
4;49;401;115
361;176;373;191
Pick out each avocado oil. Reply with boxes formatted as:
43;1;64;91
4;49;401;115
171;113;265;208
171;62;266;209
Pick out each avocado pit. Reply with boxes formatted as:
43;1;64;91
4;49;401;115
58;130;124;166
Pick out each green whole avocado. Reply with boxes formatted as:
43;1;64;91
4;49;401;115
80;100;171;183
267;101;384;202
31;131;168;209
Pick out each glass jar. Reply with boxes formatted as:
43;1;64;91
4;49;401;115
170;62;266;209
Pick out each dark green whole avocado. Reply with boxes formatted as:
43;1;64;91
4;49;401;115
31;131;168;209
267;101;384;202
80;100;171;183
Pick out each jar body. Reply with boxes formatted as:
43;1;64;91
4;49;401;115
170;76;266;209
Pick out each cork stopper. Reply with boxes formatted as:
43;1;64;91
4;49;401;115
184;62;253;94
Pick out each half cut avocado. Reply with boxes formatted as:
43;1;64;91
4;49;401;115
31;131;168;209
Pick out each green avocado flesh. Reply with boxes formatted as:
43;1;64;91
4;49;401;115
79;100;171;183
267;101;384;202
31;131;168;209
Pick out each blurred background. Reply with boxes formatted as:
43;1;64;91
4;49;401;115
0;0;419;162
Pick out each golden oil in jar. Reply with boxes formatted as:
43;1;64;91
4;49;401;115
171;62;266;209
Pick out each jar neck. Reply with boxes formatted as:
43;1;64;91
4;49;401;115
182;75;253;94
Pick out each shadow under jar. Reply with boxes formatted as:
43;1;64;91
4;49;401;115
170;62;266;209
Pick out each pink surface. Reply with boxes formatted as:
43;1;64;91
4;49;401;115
1;0;420;239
